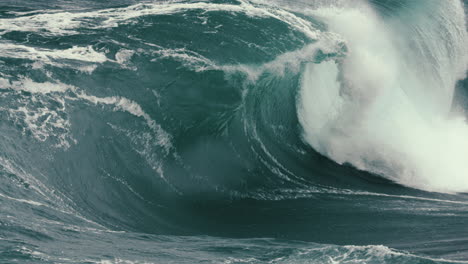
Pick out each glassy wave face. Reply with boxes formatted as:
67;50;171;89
0;0;467;263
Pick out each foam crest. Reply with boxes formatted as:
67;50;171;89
0;78;75;147
0;77;171;151
5;77;74;94
298;0;468;193
0;43;108;72
0;1;320;39
75;92;172;152
149;36;344;80
151;48;217;72
222;35;345;81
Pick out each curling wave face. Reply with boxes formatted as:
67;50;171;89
298;0;468;192
1;0;468;263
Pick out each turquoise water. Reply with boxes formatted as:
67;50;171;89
0;0;468;263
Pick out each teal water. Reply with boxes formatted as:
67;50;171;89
0;0;468;263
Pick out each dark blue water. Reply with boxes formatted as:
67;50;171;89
0;0;468;263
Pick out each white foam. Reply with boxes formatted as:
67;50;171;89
1;78;171;152
149;34;343;82
298;1;468;193
0;192;44;207
151;48;216;72
107;124;179;193
5;77;74;94
0;1;321;40
75;92;172;152
0;43;108;72
222;35;344;81
0;78;76;147
115;49;135;69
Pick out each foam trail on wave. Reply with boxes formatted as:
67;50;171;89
298;0;468;192
0;78;171;151
75;92;172;153
0;43;108;73
0;1;320;39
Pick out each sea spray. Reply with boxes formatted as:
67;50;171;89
299;0;468;192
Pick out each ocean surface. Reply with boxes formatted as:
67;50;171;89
0;0;468;263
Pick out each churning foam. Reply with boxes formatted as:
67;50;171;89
298;0;468;193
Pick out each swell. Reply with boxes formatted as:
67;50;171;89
0;0;468;257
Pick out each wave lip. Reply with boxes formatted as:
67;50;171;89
298;0;468;193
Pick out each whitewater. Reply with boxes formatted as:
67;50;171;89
0;0;468;263
298;0;468;192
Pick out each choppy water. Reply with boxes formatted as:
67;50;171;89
0;0;468;263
